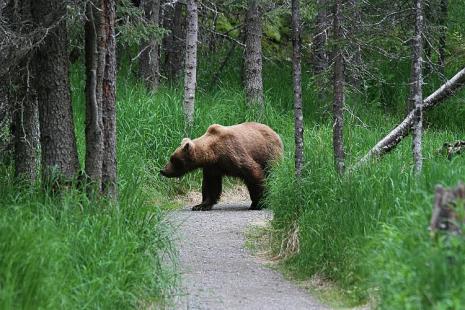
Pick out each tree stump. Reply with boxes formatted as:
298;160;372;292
430;183;465;234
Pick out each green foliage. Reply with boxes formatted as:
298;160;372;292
0;66;180;309
367;220;465;309
116;0;168;47
0;170;177;309
266;62;465;308
215;13;241;38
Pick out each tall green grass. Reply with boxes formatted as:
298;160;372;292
0;170;176;309
0;66;181;308
265;60;465;308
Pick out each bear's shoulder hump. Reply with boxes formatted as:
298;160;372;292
207;124;224;135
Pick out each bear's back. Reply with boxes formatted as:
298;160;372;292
205;122;283;166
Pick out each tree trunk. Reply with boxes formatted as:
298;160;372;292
12;63;39;182
438;0;448;75
355;66;465;168
292;0;304;177
312;0;328;75
101;0;118;198
430;183;465;234
411;0;424;174
32;0;79;182
84;1;103;186
183;0;198;130
6;0;39;182
163;2;184;83
244;0;264;106
332;0;345;175
347;0;362;88
139;0;161;91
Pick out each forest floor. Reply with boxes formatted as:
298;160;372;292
168;187;329;310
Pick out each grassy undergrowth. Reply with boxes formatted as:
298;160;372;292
0;67;182;308
265;68;465;308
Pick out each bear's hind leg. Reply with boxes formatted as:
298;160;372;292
192;170;222;211
243;163;265;210
246;182;264;210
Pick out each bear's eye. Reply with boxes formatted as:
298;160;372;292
171;157;183;169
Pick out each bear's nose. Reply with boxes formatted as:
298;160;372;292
160;170;166;177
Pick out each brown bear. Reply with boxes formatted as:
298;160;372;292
160;122;283;211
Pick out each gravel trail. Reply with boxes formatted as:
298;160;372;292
169;202;329;310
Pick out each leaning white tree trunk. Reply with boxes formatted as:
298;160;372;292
411;0;424;174
355;66;465;168
183;0;198;130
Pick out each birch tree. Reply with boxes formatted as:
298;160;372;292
292;0;303;177
183;0;198;130
411;0;424;174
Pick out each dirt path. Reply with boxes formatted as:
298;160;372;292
169;195;329;310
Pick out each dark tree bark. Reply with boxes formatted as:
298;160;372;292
139;0;161;91
292;0;304;177
332;0;345;175
411;0;424;174
5;0;39;182
183;0;198;130
31;0;80;182
101;0;118;198
84;0;103;186
12;62;39;182
355;66;465;168
163;2;184;83
438;0;448;74
244;0;264;106
312;0;328;76
83;0;117;197
347;0;362;88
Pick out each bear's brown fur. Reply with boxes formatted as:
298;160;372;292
160;122;283;211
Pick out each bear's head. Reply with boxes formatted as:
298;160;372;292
160;138;196;178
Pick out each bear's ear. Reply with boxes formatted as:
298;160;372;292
182;139;193;154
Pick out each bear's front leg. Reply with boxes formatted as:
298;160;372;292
191;203;214;211
191;169;222;211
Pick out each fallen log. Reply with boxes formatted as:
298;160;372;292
355;67;465;168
